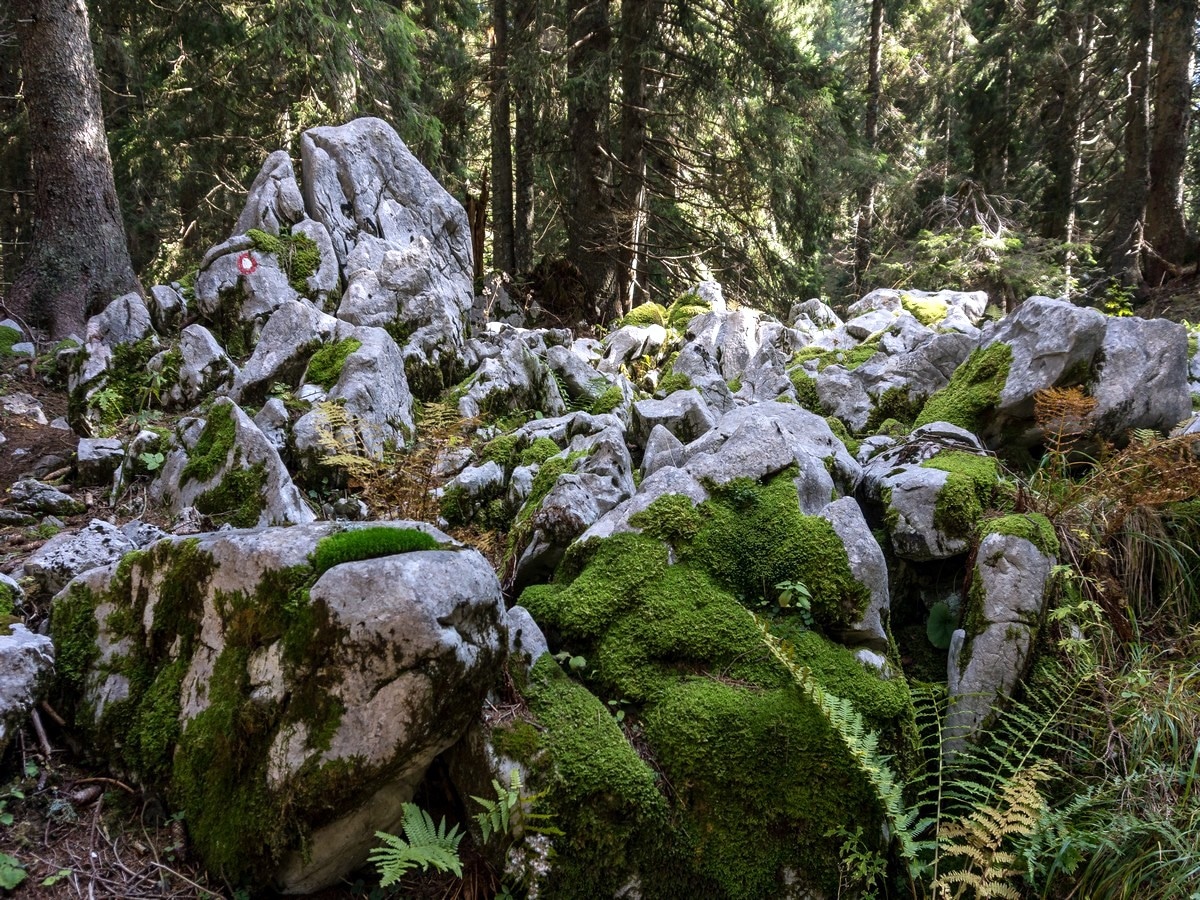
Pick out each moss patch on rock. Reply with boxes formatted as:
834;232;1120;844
901;293;949;325
915;342;1013;432
922;450;999;540
788;367;822;412
980;513;1059;557
194;462;267;528
305;337;362;390
247;227;321;295
181;402;237;485
311;526;440;576
516;470;914;896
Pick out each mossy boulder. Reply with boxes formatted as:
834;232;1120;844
515;472;914;897
51;521;505;893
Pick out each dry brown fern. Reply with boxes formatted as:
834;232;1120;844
933;761;1053;899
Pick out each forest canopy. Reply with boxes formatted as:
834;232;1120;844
0;0;1196;326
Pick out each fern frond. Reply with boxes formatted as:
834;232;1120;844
368;802;463;886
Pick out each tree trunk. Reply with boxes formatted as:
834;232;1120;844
7;0;139;340
565;0;617;323
513;0;537;275
615;0;653;317
491;0;516;275
1110;0;1154;286
1144;0;1197;281
1040;2;1094;244
0;10;32;297
853;0;884;292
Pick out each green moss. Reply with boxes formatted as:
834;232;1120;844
0;583;15;618
865;386;922;434
305;338;362;390
128;658;187;780
311;526;439;576
655;372;692;397
901;293;949;325
194;463;267;528
50;582;101;695
788;368;822;412
842;340;882;370
585;383;621;415
980;513;1059;557
915;342;1013;432
481;434;520;469
628;493;703;546
491;720;542;762
181;402;237;485
688;472;870;630
824;416;861;457
922;450;998;540
523;657;674;897
247;227;321;295
0;325;22;356
520;436;562;466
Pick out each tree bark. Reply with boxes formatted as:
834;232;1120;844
853;0;883;292
7;0;140;340
1144;0;1196;281
0;10;32;296
1109;0;1154;286
512;0;537;275
565;0;617;323
490;0;516;275
615;0;653;317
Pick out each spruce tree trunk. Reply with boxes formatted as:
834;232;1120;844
1144;0;1197;281
565;0;618;323
513;0;537;275
1110;0;1154;287
7;0;140;340
491;0;516;275
853;0;883;292
616;0;652;317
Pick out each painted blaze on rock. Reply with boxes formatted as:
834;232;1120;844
50;523;505;892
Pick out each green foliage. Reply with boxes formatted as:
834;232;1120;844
927;601;958;650
980;513;1059;557
471;768;559;843
194;463;267;528
618;293;711;330
0;325;23;357
305;338;362;389
789;367;822;411
369;803;464;886
311;526;439;576
589;384;625;415
0;852;26;890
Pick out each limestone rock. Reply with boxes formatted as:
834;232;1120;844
233;150;306;235
23;519;137;597
160;325;237;410
819;497;889;649
0;625;55;758
632;391;717;448
76;438;125;485
1091;316;1191;437
7;479;85;517
54;522;504;894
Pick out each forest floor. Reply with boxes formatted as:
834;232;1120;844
3;283;1200;898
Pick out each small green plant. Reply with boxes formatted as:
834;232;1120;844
138;450;166;472
927;601;958;650
1102;281;1135;317
775;579;814;628
553;650;588;673
0;852;25;890
369;803;463;886
0;785;23;826
828;824;886;899
472;768;559;843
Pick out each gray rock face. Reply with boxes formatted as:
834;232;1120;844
598;324;668;376
819;497;889;649
817;366;874;432
69;293;159;426
56;522;504;894
632;391;718;447
23;519;137;597
506;605;549;672
641;424;687;478
1091;316;1191;436
76;438;125;485
151;397;315;527
147;285;187;335
986;296;1107;421
1;392;48;425
458;341;566;420
947;532;1055;747
7;479;85;517
578;465;709;544
161;325;237;409
302;117;473;393
511;424;636;588
293;325;415;461
233;150;306;235
233;299;340;405
0;625;55;758
860;423;987;561
195;233;301;325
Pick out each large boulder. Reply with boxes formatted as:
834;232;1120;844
22;519;137;597
947;518;1057;747
1090;316;1191;436
302;117;473;396
150;398;315;527
53;522;505;893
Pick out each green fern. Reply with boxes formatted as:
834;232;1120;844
369;802;463;887
472;768;561;843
